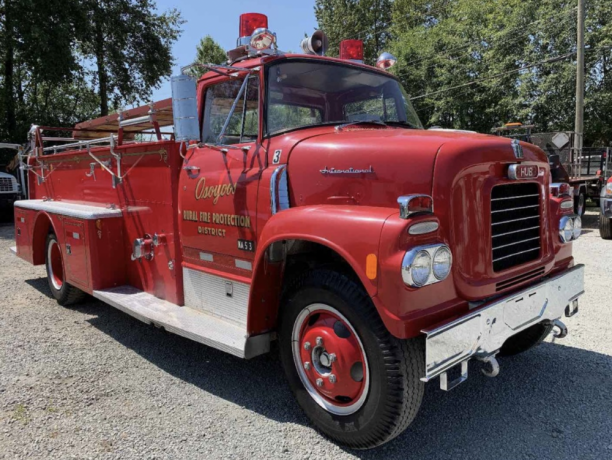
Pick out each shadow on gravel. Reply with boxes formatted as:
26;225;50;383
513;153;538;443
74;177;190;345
24;277;612;459
582;208;599;231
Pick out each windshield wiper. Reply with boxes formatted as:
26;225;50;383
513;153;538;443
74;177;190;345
335;120;388;132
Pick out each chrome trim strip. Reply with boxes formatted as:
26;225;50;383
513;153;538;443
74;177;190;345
492;225;540;238
491;215;539;226
235;259;253;271
491;204;539;214
270;165;287;215
491;194;539;201
15;199;122;219
492;236;540;251
492;247;539;262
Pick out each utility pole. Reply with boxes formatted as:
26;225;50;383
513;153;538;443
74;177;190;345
574;0;585;153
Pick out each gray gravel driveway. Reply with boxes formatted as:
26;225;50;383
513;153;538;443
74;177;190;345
0;207;611;459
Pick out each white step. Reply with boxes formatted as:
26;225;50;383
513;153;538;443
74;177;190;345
92;286;270;359
10;246;17;255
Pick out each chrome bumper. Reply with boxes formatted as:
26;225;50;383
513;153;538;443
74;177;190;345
422;264;585;384
601;197;612;218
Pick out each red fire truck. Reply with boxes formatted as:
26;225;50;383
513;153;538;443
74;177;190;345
11;13;585;448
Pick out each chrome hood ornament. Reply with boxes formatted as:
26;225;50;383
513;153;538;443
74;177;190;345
511;139;524;159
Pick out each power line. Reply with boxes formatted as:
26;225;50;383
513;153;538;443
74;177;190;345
410;44;612;103
410;52;576;100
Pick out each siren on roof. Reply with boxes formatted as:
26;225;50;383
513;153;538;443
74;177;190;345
300;30;328;56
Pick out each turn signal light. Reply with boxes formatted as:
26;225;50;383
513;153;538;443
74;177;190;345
340;40;364;62
239;13;268;39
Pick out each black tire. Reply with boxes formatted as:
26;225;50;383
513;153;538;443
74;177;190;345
278;269;424;449
600;214;612;239
498;322;553;357
574;189;586;216
45;233;86;306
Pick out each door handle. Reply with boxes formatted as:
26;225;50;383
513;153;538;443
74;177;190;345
183;165;200;178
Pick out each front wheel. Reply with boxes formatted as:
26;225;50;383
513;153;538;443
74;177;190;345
279;269;424;449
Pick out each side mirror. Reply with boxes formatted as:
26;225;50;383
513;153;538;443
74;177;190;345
171;75;200;142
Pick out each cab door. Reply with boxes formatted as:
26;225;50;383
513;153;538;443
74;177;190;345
179;74;264;277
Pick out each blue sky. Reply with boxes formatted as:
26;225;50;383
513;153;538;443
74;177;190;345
151;0;319;101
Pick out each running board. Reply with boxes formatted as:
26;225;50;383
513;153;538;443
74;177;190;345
10;246;17;255
92;286;269;359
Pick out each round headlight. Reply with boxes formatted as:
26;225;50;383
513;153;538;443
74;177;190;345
432;246;452;280
572;216;582;240
411;251;432;287
563;218;574;242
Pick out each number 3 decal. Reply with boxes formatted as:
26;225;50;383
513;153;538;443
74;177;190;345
273;150;282;164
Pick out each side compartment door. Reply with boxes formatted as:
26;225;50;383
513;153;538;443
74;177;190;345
63;219;91;290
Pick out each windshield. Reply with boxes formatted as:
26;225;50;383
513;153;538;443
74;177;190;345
265;60;423;136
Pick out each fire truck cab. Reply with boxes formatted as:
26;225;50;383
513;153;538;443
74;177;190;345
11;13;585;448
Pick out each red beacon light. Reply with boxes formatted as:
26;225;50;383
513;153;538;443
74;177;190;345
238;13;268;45
340;39;364;63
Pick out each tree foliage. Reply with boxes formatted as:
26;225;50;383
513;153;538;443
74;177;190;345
315;0;392;64
189;35;227;79
0;0;183;165
316;0;612;146
77;0;183;116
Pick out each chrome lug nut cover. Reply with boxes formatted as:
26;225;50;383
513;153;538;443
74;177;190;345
329;374;337;384
304;361;311;370
316;378;323;387
329;353;336;363
316;336;323;346
304;341;311;351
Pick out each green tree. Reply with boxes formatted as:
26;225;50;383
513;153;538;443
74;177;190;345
190;35;227;78
315;0;392;64
77;0;183;116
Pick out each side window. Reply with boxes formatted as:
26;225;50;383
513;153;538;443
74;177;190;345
202;77;259;145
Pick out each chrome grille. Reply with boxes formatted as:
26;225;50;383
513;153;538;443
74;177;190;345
0;177;14;192
491;183;541;272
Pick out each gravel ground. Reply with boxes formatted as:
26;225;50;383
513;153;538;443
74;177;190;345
0;206;611;459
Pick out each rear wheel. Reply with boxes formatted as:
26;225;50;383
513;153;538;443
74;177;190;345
498;322;553;357
279;269;424;449
600;214;612;239
45;233;86;306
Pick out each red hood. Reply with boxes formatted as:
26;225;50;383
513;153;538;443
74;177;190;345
285;127;540;209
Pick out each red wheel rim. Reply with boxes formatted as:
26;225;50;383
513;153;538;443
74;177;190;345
292;304;369;415
48;240;64;290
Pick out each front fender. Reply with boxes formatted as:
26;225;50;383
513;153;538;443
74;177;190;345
246;205;396;335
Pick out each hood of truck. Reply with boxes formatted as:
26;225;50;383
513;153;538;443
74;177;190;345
286;127;551;299
286;128;453;207
286;127;538;208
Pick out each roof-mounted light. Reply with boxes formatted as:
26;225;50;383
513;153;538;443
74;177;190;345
376;52;397;70
238;13;268;46
250;27;276;50
340;39;364;63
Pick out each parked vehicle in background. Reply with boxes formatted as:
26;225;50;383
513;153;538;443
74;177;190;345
0;170;20;210
9;14;585;449
600;177;612;239
492;123;609;216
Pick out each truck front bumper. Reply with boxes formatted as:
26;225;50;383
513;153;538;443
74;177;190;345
422;264;584;387
601;197;612;218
